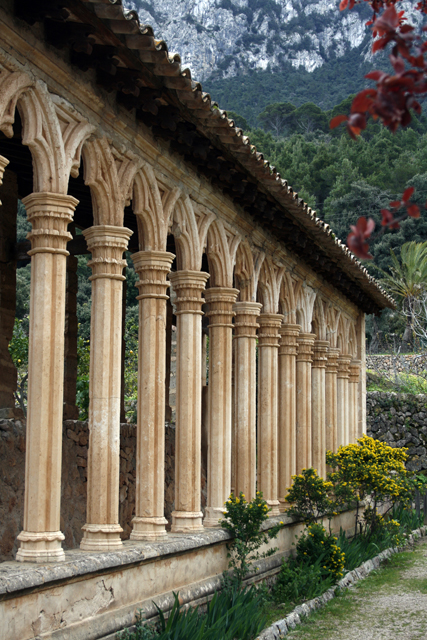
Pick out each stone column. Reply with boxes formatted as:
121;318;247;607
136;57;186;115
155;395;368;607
0;163;19;417
80;225;132;551
63;255;79;420
337;354;352;448
258;313;284;516
129;251;175;540
349;360;361;444
296;333;315;474
356;313;367;438
311;340;329;479
204;287;239;527
169;270;209;533
278;324;300;512
325;348;340;454
16;192;78;562
233;302;262;500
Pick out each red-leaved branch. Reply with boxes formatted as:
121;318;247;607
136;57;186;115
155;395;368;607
332;0;427;258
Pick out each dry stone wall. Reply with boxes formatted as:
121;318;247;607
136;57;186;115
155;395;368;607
0;418;207;561
367;354;427;376
366;392;427;472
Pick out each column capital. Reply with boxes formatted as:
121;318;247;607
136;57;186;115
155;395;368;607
233;301;262;339
349;359;361;383
132;250;175;300
337;354;352;379
279;323;301;356
169;270;209;315
296;332;316;362
22;192;79;257
205;287;239;329
312;340;329;368
83;225;133;281
326;347;340;374
258;313;284;349
0;155;9;184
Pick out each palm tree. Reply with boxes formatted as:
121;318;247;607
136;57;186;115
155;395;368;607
379;241;427;351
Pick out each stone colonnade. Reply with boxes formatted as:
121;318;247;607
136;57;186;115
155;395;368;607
0;75;365;563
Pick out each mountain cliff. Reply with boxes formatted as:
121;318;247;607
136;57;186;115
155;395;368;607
123;0;421;123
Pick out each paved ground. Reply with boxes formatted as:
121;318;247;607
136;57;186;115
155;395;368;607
287;537;427;640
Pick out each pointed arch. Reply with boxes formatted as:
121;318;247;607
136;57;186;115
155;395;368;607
133;164;179;251
170;195;202;270
0;68;94;194
295;282;316;332
348;323;357;357
279;272;297;324
312;296;326;340
257;256;284;314
337;315;349;354
325;306;340;348
205;219;238;287
234;241;257;301
82;137;141;226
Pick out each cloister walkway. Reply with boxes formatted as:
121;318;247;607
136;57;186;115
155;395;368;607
287;537;427;640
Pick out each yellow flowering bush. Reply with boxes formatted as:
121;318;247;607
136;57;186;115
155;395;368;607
221;491;283;584
326;435;411;540
296;523;345;581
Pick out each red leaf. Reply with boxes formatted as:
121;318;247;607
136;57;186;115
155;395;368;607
390;200;402;209
402;186;415;202
330;114;348;129
339;0;348;10
347;232;373;259
373;37;389;53
365;70;384;81
351;89;377;113
407;203;420;218
381;209;400;229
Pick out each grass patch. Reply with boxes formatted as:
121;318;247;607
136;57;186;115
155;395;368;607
283;541;427;639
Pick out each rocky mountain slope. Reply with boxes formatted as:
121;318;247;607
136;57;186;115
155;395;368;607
123;0;422;122
124;0;375;82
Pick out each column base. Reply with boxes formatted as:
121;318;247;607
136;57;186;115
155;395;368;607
80;524;123;551
278;500;290;514
130;516;168;541
16;530;65;563
267;500;281;517
203;507;225;528
171;511;204;533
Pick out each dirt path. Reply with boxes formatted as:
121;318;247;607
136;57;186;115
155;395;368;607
287;537;427;640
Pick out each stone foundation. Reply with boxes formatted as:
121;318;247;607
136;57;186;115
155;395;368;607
0;509;358;640
0;419;207;562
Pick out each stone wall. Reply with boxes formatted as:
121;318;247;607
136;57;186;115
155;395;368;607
366;392;427;471
0;418;207;561
367;354;427;376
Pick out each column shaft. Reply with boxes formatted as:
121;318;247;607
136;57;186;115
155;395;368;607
204;287;239;527
17;192;78;562
349;360;361;444
337;355;352;448
296;333;315;474
258;313;283;516
278;324;300;511
233;302;262;500
325;348;340;454
312;340;329;478
63;255;79;420
0;164;19;416
169;270;209;533
130;251;175;540
80;225;132;551
356;313;367;438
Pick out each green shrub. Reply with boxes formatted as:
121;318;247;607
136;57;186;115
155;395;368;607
273;558;334;603
221;491;283;585
285;467;335;524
